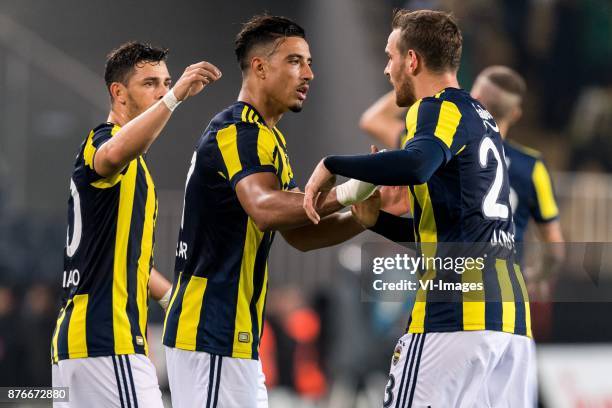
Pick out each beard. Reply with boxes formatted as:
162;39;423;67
288;99;304;113
289;104;303;113
394;70;416;107
126;94;151;120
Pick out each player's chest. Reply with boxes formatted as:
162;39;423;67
268;130;294;190
272;145;293;190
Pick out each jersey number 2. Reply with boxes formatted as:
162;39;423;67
479;137;509;220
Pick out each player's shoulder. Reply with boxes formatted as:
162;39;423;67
406;92;451;124
439;88;505;145
92;122;115;133
72;122;119;183
504;140;542;161
207;102;266;138
87;122;118;141
503;141;542;182
198;102;278;158
77;122;118;159
410;88;475;120
438;88;487;120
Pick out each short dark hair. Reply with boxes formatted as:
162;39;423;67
392;9;462;73
475;66;526;120
235;15;305;71
104;41;168;94
479;66;526;97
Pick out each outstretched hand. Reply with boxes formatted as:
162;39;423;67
304;145;381;224
303;159;335;224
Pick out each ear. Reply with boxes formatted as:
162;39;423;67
509;105;522;125
109;82;127;105
406;49;419;75
250;56;266;79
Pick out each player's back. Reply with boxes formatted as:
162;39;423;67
504;140;559;244
163;102;295;360
402;88;514;245
401;88;530;337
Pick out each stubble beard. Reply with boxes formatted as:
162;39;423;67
395;72;416;108
126;94;151;121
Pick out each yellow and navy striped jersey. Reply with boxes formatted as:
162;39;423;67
401;88;531;337
504;140;559;243
51;123;158;363
163;102;296;360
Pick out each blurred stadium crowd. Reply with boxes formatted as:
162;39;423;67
0;0;611;406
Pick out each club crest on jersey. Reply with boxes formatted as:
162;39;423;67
392;344;402;366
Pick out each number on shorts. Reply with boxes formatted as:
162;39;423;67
383;374;395;408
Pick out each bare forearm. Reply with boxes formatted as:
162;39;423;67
538;220;565;268
281;211;364;252
112;101;171;158
253;188;343;231
96;61;222;177
97;101;172;176
149;266;172;301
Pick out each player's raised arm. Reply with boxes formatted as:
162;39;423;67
359;90;407;149
54;41;197;408
94;61;222;177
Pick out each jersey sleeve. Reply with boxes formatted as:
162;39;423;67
82;124;119;185
405;97;465;163
216;122;278;189
530;159;559;223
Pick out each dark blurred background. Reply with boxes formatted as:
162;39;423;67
0;0;611;406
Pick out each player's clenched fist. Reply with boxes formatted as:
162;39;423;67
172;61;222;101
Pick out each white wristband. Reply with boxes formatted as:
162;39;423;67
158;287;173;309
162;89;182;112
336;178;377;206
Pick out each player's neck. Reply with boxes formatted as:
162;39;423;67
238;86;283;129
107;107;130;127
498;121;510;139
414;71;459;100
